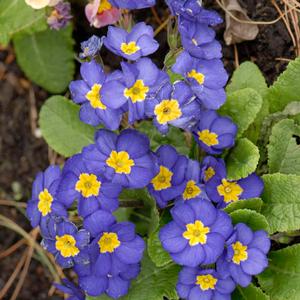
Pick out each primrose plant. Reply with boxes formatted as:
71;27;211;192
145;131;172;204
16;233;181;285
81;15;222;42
26;0;271;299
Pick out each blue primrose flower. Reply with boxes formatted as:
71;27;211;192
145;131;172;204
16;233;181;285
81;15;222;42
82;129;158;188
217;223;270;287
69;60;124;130
101;58;169;123
159;199;233;267
179;17;222;60
192;110;237;155
79;35;104;59
26;165;68;229
146;81;201;134
54;278;86;300
200;156;227;183
77;210;145;298
57;154;122;218
172;51;228;109
177;267;236;300
206;173;264;208
148;145;188;208
42;219;90;269
109;0;156;9
104;22;159;60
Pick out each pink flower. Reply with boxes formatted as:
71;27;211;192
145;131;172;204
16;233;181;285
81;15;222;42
85;0;121;28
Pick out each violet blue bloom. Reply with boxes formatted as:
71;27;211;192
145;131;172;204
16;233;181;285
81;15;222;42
26;165;68;229
101;58;169;123
57;154;122;217
54;279;86;300
179;17;222;59
148;145;188;208
104;22;159;60
146;81;201;134
217;223;270;287
47;1;72;30
200;156;226;183
80;35;104;59
177;267;236;300
69;60;124;130
206;173;264;208
42;219;90;268
82;129;158;188
159;199;233;267
172;51;228;109
192;110;237;155
109;0;156;9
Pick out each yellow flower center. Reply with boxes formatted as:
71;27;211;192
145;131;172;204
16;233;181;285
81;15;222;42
98;0;112;14
183;180;201;200
198;129;219;146
124;80;149;103
154;99;182;125
196;274;218;291
232;241;248;264
85;84;107;110
187;69;205;85
204;167;215;181
120;41;140;55
38;189;53;217
106;150;135;174
151;166;173;191
217;179;244;203
182;220;210;246
55;235;80;258
98;232;121;253
75;173;101;198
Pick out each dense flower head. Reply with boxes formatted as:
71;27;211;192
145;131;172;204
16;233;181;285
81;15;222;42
159;199;233;267
109;0;156;9
217;223;270;287
47;1;72;30
69;60;124;130
177;267;236;300
200;156;227;183
192;110;237;155
54;279;86;300
146;81;201;134
80;35;104;59
104;22;159;60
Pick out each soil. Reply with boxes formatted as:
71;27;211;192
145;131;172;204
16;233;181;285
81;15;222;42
0;0;295;299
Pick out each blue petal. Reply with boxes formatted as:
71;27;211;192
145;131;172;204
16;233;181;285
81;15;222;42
171;244;205;267
189;286;212;300
248;230;270;254
79;275;108;297
202;233;225;264
80;60;106;86
241;248;268;275
107;276;130;299
171;203;195;227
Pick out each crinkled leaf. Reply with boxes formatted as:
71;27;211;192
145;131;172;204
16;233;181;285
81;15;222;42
232;284;270;300
226;138;260;180
261;174;300;233
39;96;96;157
257;244;300;300
224;198;263;214
14;26;75;93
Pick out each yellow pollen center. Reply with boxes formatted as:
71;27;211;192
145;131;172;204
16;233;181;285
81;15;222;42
124;80;149;103
187;69;205;85
55;235;79;258
75;173;101;198
151;166;173;191
183;180;201;200
98;232;120;253
120;41;140;55
232;241;248;264
154;99;182;124
85;84;107;110
217;179;244;203
205;167;215;181
196;274;218;291
38;189;53;217
98;0;112;14
198;129;219;146
182;220;210;246
106;150;135;174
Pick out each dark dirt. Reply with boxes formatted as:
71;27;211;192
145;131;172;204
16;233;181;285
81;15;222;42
0;0;296;299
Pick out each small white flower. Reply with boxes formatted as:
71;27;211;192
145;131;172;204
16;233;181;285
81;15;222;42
25;0;60;9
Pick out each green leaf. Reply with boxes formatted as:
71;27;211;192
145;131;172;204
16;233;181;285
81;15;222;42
232;284;270;300
230;209;270;232
148;229;172;267
226;138;260;180
39;96;96;157
267;57;300;113
261;173;300;233
0;0;47;45
137;121;189;155
14;26;75;93
88;255;180;300
268;119;300;175
219;88;263;137
257;244;300;300
224;198;263;214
